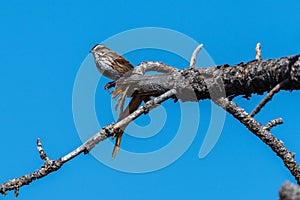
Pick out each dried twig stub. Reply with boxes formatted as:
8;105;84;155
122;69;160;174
263;118;284;131
189;44;204;68
256;42;261;60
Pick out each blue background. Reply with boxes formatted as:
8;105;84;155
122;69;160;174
1;0;300;199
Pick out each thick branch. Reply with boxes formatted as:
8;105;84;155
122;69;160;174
114;55;300;101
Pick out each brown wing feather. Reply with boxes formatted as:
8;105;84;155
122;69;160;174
115;55;134;73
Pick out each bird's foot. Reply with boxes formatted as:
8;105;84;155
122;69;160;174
104;81;116;90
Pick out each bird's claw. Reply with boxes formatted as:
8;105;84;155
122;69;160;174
104;81;116;90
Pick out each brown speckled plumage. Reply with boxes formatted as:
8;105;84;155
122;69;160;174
90;44;133;81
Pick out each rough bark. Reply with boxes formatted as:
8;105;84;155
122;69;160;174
114;55;300;101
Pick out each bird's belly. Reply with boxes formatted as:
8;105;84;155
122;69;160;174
96;64;121;80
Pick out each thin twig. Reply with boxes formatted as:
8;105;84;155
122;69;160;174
36;138;50;161
250;79;289;117
0;89;177;196
189;44;203;68
213;97;300;185
263;118;284;131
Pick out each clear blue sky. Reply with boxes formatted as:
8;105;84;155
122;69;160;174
1;0;300;199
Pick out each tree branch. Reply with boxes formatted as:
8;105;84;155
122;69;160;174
213;97;300;185
2;44;300;196
113;54;300;102
0;89;176;196
250;79;289;117
263;118;284;131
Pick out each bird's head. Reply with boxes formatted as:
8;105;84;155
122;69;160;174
89;44;111;54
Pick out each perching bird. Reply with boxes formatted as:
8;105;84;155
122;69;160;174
90;44;135;158
90;44;134;89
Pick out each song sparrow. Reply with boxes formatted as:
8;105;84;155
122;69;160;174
90;44;136;158
90;44;134;89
